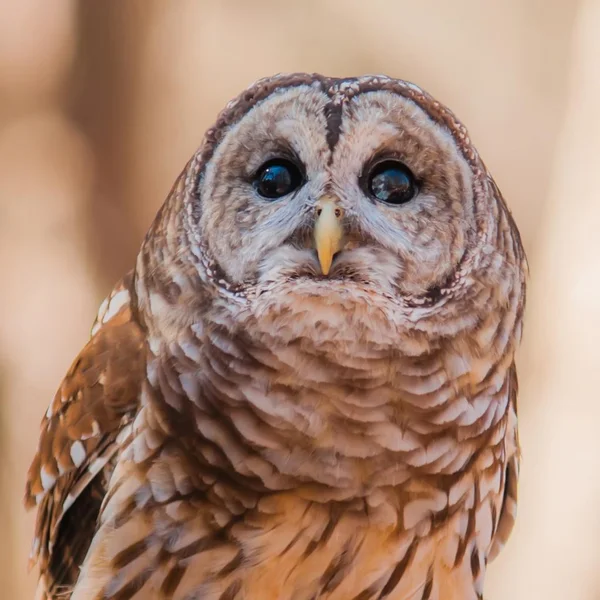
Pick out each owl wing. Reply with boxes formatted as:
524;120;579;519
24;272;146;599
488;362;520;561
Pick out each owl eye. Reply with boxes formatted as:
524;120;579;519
367;160;417;205
253;159;303;199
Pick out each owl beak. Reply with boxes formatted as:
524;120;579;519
314;197;344;275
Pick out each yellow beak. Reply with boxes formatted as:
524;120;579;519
314;197;344;275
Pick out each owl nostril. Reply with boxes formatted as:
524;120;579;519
314;201;343;220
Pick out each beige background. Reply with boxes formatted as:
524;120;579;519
1;1;599;598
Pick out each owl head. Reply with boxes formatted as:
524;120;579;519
137;73;525;354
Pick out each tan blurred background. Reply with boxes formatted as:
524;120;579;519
1;1;599;598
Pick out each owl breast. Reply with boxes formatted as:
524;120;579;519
74;429;500;600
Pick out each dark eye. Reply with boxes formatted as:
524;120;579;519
367;160;417;205
253;159;303;199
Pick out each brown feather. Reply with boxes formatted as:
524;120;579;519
25;272;146;598
489;362;520;561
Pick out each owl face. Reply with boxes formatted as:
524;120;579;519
198;82;476;310
140;74;523;350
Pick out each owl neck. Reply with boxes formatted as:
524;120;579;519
139;297;519;499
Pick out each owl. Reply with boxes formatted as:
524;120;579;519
25;73;526;600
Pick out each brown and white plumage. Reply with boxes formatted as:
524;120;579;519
25;73;526;600
25;274;143;598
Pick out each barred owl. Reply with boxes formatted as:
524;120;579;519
25;73;526;600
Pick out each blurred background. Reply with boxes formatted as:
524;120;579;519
1;1;599;598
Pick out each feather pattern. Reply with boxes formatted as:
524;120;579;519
25;272;145;599
25;74;527;600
